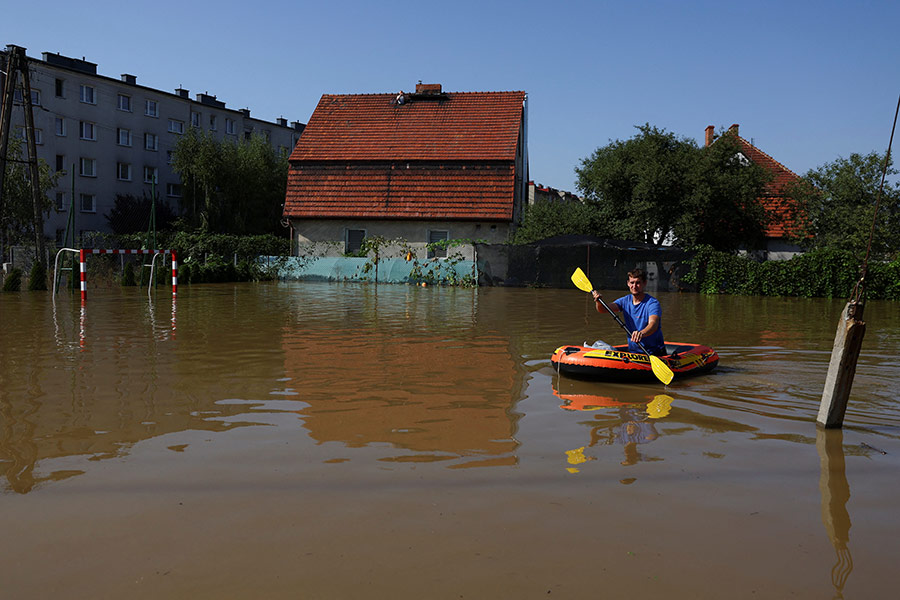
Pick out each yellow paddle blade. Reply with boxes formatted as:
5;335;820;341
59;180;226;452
571;268;594;293
649;355;675;386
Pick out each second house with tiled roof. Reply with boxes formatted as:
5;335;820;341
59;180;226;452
705;124;804;260
283;83;528;259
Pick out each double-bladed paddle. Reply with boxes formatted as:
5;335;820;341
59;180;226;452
571;267;674;386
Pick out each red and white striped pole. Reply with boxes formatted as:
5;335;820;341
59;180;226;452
79;249;87;303
171;250;178;296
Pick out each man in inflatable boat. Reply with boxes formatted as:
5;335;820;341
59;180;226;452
591;268;666;356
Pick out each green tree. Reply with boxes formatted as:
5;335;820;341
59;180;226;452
785;151;900;259
575;125;770;251
0;137;60;259
676;133;771;252
512;199;612;244
575;124;695;246
105;193;177;234
171;128;289;235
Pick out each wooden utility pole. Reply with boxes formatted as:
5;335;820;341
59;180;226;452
0;45;46;265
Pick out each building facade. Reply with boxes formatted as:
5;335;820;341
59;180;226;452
1;44;304;244
283;83;528;261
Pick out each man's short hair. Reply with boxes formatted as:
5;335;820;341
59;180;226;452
627;268;647;282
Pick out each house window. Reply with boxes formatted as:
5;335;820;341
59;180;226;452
209;115;217;130
79;157;96;177
427;230;449;259
117;162;132;181
80;193;96;213
55;192;66;211
168;119;184;134
118;94;132;112
55;117;66;137
79;85;95;104
144;133;158;151
166;183;182;197
144;166;158;184
117;128;132;146
79;121;96;141
55;155;65;172
225;118;235;135
191;112;201;128
55;78;65;98
144;99;158;117
345;229;366;254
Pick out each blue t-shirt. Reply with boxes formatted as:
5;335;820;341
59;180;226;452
614;294;665;354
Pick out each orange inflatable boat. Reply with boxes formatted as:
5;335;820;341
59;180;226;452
551;342;719;382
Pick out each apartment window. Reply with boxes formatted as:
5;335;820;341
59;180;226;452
166;150;174;165
80;193;96;213
117;94;132;112
144;99;158;117
143;166;158;184
427;230;449;259
144;133;158;151
18;127;43;144
345;229;366;254
243;130;252;141
191;112;201;128
55;192;66;211
225;118;235;135
79;157;96;177
168;119;184;134
55;78;65;98
117;128;132;146
55;117;66;137
209;115;217;130
31;89;41;106
117;162;132;181
166;183;182;197
79;85;95;104
55;155;65;172
79;121;96;141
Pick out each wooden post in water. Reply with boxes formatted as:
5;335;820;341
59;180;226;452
817;301;866;428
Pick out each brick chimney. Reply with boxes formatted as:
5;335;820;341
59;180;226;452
705;125;715;147
728;123;739;135
415;83;442;94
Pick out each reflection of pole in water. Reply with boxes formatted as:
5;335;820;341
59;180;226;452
79;305;86;351
171;297;177;338
816;428;852;596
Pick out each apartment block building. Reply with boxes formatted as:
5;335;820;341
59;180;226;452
1;44;304;243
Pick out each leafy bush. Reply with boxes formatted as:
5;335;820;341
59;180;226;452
28;261;47;290
684;245;899;299
2;268;22;291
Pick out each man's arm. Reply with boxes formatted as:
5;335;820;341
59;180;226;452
630;314;659;344
591;291;620;314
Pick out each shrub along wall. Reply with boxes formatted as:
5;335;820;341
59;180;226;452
684;246;900;300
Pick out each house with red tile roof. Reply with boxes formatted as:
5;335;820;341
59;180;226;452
705;124;804;259
283;83;528;259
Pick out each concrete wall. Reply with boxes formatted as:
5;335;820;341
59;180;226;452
292;219;513;261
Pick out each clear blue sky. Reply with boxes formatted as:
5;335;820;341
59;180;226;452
4;0;898;192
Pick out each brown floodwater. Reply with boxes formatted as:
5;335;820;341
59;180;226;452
1;282;899;598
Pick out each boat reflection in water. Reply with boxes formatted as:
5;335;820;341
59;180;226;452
553;377;673;471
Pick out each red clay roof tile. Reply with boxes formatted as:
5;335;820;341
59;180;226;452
284;89;525;221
